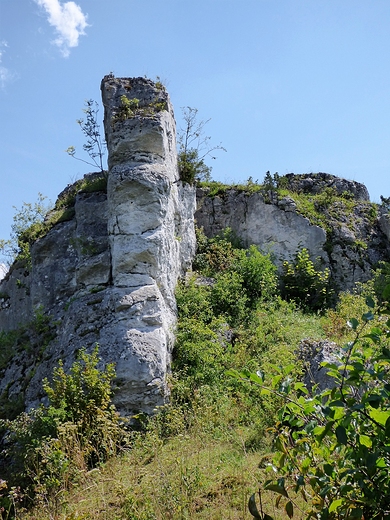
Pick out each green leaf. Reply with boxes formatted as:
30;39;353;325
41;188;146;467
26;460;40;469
329;498;344;513
359;434;372;448
368;407;390;426
323;463;334;476
294;381;309;394
376;457;387;468
328;400;345;407
264;483;289;498
362;333;381;344
347;318;359;330
285;501;294;518
383;284;390;301
362;311;374;322
249;372;264;385
248;493;262;519
313;425;326;437
365;295;375;309
335;425;348;445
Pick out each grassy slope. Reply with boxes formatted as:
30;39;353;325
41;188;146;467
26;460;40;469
20;303;326;520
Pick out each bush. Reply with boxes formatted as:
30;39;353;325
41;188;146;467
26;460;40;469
282;248;332;312
233;245;278;304
0;346;124;513
372;261;390;305
234;297;390;519
0;193;52;267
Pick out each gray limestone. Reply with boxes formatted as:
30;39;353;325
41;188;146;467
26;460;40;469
0;76;389;416
0;77;196;415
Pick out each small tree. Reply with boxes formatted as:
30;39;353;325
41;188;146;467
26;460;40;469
0;193;51;267
177;107;226;184
282;248;332;312
66;99;107;173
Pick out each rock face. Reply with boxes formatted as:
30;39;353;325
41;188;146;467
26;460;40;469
0;77;196;415
196;188;328;265
195;176;390;291
0;77;389;417
0;264;7;282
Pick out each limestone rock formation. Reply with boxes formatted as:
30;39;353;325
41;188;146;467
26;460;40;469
196;188;328;266
0;76;389;418
0;77;196;415
196;175;390;291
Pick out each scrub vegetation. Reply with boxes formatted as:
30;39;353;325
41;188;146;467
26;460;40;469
1;223;390;520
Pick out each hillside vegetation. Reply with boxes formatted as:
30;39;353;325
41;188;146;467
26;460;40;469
1;183;390;519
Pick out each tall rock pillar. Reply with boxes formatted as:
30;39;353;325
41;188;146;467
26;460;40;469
101;76;196;414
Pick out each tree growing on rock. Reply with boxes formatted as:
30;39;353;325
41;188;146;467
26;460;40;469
177;106;226;184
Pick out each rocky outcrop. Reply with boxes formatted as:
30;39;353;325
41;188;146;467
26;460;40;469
298;339;341;392
195;177;390;291
284;172;370;201
0;77;196;415
196;188;328;265
0;76;389;417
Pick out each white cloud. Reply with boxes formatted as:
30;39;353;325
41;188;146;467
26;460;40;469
35;0;88;57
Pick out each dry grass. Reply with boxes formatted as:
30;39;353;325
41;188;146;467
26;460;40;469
19;416;306;520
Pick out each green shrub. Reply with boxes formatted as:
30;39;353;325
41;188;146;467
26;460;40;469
0;346;124;513
282;248;332;312
372;260;390;305
233;245;278;304
0;193;52;267
233;298;390;519
193;228;278;310
209;271;248;325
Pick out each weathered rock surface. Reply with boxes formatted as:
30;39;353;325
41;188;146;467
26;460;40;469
0;264;7;282
297;339;341;392
196;188;328;266
284;172;370;201
0;77;389;417
196;176;390;291
0;77;196;415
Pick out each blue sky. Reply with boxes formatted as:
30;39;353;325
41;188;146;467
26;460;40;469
1;0;390;245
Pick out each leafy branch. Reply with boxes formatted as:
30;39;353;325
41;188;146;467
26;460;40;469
66;99;107;173
231;295;390;519
177;107;226;184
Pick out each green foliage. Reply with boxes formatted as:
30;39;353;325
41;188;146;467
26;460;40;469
233;299;390;520
282;248;332;312
372;260;390;305
177;107;226;184
66;99;107;173
178;148;212;184
234;245;278;303
192;227;241;275
188;228;278;326
0;178;107;269
112;94;168;125
0;193;52;267
0;346;123;513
